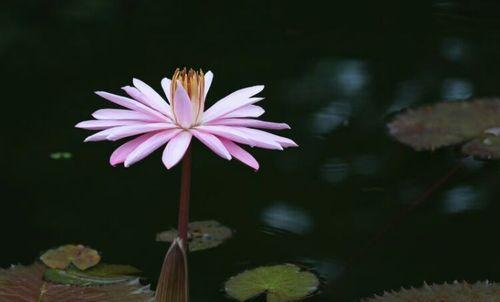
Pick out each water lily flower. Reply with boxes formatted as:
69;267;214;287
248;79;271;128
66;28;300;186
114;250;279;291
76;68;297;170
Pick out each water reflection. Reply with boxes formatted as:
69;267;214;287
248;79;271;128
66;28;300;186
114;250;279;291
321;158;350;183
442;186;484;213
261;202;314;235
333;60;369;97
387;80;424;113
321;156;381;183
312;101;351;134
441;78;474;100
299;257;342;282
441;37;467;62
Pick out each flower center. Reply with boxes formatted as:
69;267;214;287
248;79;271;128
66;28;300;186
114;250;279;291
171;68;205;125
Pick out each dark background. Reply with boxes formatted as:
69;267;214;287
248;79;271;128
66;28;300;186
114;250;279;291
3;1;500;301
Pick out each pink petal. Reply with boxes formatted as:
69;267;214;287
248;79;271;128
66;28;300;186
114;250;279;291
106;123;178;141
191;129;231;160
200;125;281;150
195;125;252;146
124;129;182;167
173;83;193;128
92;109;162;121
222;105;265;119
75;120;144;130
122;86;174;121
95;91;166;121
204;71;214;98
209;118;290;130
202;86;264;123
109;132;157;166
132;78;171;115
220;138;259;171
238;127;298;148
162;131;193;169
161;78;172;103
84;128;116;142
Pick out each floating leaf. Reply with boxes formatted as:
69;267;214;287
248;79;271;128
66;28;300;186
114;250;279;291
50;152;73;160
224;264;319;302
462;135;500;159
44;268;137;286
40;244;101;270
43;264;141;286
156;220;232;251
83;264;142;277
0;263;154;302
362;281;500;302
388;99;500;151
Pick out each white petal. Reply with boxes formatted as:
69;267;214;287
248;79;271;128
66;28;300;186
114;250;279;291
204;71;214;98
92;109;162;121
161;78;172;103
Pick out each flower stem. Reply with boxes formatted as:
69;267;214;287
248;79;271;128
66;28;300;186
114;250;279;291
177;146;192;247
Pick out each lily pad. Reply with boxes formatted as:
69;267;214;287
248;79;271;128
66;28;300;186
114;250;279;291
44;264;142;286
462;135;500;159
224;264;320;302
0;263;154;302
388;99;500;154
44;269;137;286
362;281;500;302
156;220;232;251
83;264;142;277
40;244;101;270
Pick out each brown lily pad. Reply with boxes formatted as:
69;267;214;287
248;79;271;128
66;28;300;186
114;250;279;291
462;135;500;159
40;244;101;270
156;220;232;252
388;99;500;151
362;281;500;302
0;263;154;302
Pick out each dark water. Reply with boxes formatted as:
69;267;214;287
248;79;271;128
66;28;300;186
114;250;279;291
3;1;500;301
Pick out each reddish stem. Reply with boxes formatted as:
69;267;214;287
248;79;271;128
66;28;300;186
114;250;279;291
177;146;192;248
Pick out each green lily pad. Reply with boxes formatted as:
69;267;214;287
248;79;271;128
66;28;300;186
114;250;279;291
40;244;101;270
156;220;232;251
43;264;142;286
82;264;142;277
0;263;154;302
224;264;320;302
362;281;500;302
388;99;500;155
50;152;73;160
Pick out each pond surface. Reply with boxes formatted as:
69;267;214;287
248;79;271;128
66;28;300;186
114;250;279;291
3;1;500;301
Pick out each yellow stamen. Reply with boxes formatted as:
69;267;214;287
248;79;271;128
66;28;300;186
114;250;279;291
171;68;205;124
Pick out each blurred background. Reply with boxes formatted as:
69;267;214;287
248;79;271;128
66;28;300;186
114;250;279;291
3;0;500;301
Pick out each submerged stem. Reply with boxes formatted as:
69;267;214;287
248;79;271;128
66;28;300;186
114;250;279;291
178;146;192;247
